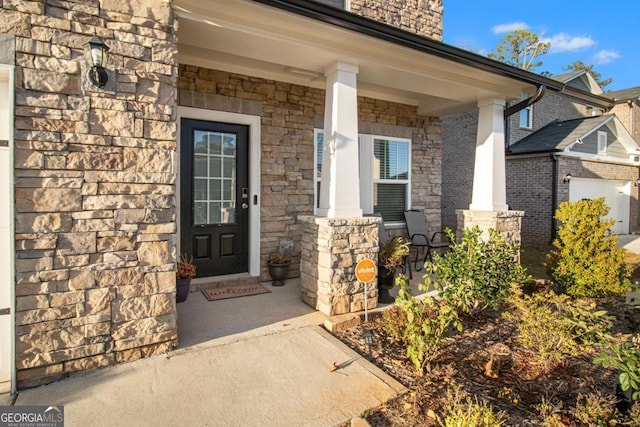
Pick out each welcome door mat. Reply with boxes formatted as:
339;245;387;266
201;283;272;301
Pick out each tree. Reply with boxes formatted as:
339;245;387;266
488;30;550;71
563;60;613;89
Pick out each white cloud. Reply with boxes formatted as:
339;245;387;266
543;33;595;52
591;49;621;64
492;22;529;34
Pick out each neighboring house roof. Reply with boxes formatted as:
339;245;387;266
552;70;585;84
508;115;634;155
551;69;604;95
608;86;640;102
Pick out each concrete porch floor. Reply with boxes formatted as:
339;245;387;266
176;264;430;352
12;271;427;426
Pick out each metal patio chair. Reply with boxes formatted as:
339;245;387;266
403;210;450;271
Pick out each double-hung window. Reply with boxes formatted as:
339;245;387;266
314;130;411;223
518;94;533;129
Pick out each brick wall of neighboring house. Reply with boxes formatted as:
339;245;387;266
506;155;554;245
3;0;178;388
611;101;640;143
557;157;639;233
508;91;593;145
443;89;619;239
350;0;443;41
441;109;477;230
177;66;442;280
506;155;640;245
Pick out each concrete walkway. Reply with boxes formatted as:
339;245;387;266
12;279;406;427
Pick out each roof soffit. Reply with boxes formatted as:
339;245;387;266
174;0;540;115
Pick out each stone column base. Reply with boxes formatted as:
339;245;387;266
298;215;380;316
456;209;524;244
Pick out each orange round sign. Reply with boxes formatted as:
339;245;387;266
355;259;377;283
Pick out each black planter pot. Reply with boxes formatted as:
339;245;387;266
176;278;191;303
377;265;396;303
268;261;290;286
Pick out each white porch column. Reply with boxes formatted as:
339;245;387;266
470;98;509;211
318;62;362;218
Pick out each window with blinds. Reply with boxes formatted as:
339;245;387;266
314;130;411;222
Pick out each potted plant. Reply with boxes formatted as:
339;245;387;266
176;254;196;303
377;237;410;303
267;252;291;287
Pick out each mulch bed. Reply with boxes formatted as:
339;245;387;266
332;281;632;426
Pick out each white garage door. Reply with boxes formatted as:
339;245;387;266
569;177;631;235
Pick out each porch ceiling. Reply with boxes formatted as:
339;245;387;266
174;0;538;116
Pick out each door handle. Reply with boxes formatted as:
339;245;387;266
242;203;249;209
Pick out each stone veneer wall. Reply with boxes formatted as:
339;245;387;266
177;66;443;281
2;0;178;387
299;216;379;315
350;0;443;41
456;210;524;246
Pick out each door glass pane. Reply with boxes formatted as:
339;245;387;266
223;135;236;156
208;133;222;155
193;131;237;225
194;178;207;200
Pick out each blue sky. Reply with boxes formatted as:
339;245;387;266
443;1;639;91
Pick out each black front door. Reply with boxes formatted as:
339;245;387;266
180;119;249;277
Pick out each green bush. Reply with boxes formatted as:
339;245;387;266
546;198;631;298
426;227;530;315
505;287;613;373
594;338;640;401
393;274;462;373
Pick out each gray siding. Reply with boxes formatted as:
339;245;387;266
571;126;628;159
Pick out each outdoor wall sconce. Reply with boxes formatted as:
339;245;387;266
562;173;572;184
86;33;109;88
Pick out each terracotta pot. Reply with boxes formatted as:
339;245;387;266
176;278;191;303
268;261;290;287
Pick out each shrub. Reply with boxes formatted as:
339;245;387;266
440;386;506;427
505;286;614;373
570;391;621;426
546;198;631;298
394;274;462;373
594;338;640;401
426;227;530;315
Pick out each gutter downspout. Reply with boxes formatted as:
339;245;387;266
504;85;546;152
550;153;559;243
504;84;546;120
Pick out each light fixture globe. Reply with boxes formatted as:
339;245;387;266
85;33;109;88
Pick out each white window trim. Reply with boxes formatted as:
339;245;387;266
597;131;607;155
519;104;533;129
314;129;412;224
